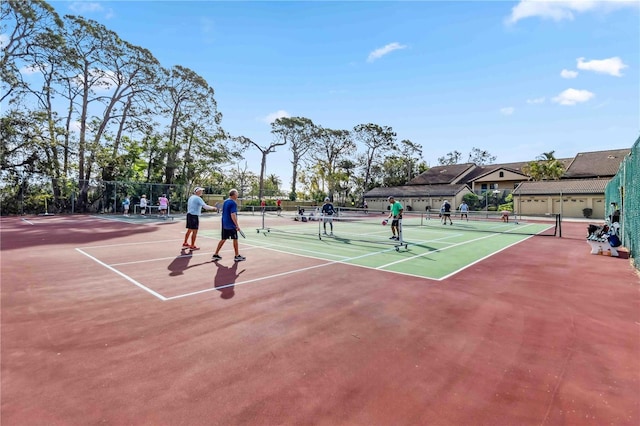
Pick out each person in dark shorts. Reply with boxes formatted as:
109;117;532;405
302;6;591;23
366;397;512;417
182;187;215;250
212;189;246;262
321;197;335;235
441;200;453;225
386;196;404;240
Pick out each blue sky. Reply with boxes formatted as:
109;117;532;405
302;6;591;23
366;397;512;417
51;0;639;187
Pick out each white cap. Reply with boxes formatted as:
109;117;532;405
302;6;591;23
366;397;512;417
194;187;204;193
325;197;330;202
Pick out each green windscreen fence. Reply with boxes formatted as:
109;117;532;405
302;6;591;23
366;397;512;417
605;136;639;270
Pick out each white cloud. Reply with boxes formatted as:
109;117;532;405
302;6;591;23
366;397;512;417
506;0;639;25
69;2;104;13
68;120;82;133
500;107;515;115
262;110;290;124
526;97;546;104
577;57;628;77
68;2;114;19
367;42;407;63
552;88;594;105
560;69;578;79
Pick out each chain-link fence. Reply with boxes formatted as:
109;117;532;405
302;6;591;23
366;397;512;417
605;136;639;270
0;173;202;215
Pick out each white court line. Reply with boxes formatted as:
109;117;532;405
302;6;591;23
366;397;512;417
165;262;339;300
81;239;189;249
437;235;536;281
377;223;540;271
164;241;426;300
21;218;35;225
75;248;168;301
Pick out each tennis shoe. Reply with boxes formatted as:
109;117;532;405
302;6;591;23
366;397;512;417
189;246;200;250
212;254;222;261
182;242;190;247
329;232;334;236
389;236;396;240
234;255;246;262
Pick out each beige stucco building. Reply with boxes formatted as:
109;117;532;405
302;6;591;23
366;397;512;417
364;148;629;219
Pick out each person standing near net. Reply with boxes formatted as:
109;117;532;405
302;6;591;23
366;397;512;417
441;200;453;225
212;189;246;262
387;196;404;240
276;198;282;216
459;200;469;221
321;197;335;236
158;193;169;217
139;194;147;215
122;196;130;216
183;187;215;250
260;198;266;214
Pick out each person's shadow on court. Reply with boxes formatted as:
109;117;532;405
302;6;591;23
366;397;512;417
214;261;245;299
167;248;208;276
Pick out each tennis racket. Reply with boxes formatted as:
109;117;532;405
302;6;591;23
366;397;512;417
238;229;246;238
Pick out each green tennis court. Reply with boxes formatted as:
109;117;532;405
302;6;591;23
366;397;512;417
199;213;557;280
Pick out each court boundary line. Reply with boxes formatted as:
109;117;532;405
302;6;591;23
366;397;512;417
75;248;168;301
74;225;542;301
242;226;540;281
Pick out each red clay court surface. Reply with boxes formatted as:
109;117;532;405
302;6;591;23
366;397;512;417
1;215;639;425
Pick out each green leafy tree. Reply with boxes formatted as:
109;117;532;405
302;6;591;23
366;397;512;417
462;192;481;210
523;151;565;180
271;116;317;199
353;123;397;191
311;127;355;200
381;156;409;187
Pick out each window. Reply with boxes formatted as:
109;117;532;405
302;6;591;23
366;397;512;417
499;171;504;178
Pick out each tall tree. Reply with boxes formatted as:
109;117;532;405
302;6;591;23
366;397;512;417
398;139;423;182
0;0;63;103
468;147;496;165
437;150;462;165
271;116;317;200
311;127;355;199
157;65;223;185
235;136;286;200
352;123;397;191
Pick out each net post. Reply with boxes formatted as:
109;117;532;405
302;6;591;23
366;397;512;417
557;213;562;238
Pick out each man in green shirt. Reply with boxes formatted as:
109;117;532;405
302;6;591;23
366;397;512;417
387;196;404;241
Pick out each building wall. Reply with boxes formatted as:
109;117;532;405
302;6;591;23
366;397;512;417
471;170;528;192
513;195;606;219
366;189;472;213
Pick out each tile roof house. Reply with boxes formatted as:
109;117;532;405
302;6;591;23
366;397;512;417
364;148;630;218
561;149;630;179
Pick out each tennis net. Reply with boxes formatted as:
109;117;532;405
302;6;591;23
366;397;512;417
255;209;560;245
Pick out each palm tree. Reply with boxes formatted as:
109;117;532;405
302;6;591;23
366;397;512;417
523;151;565;180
